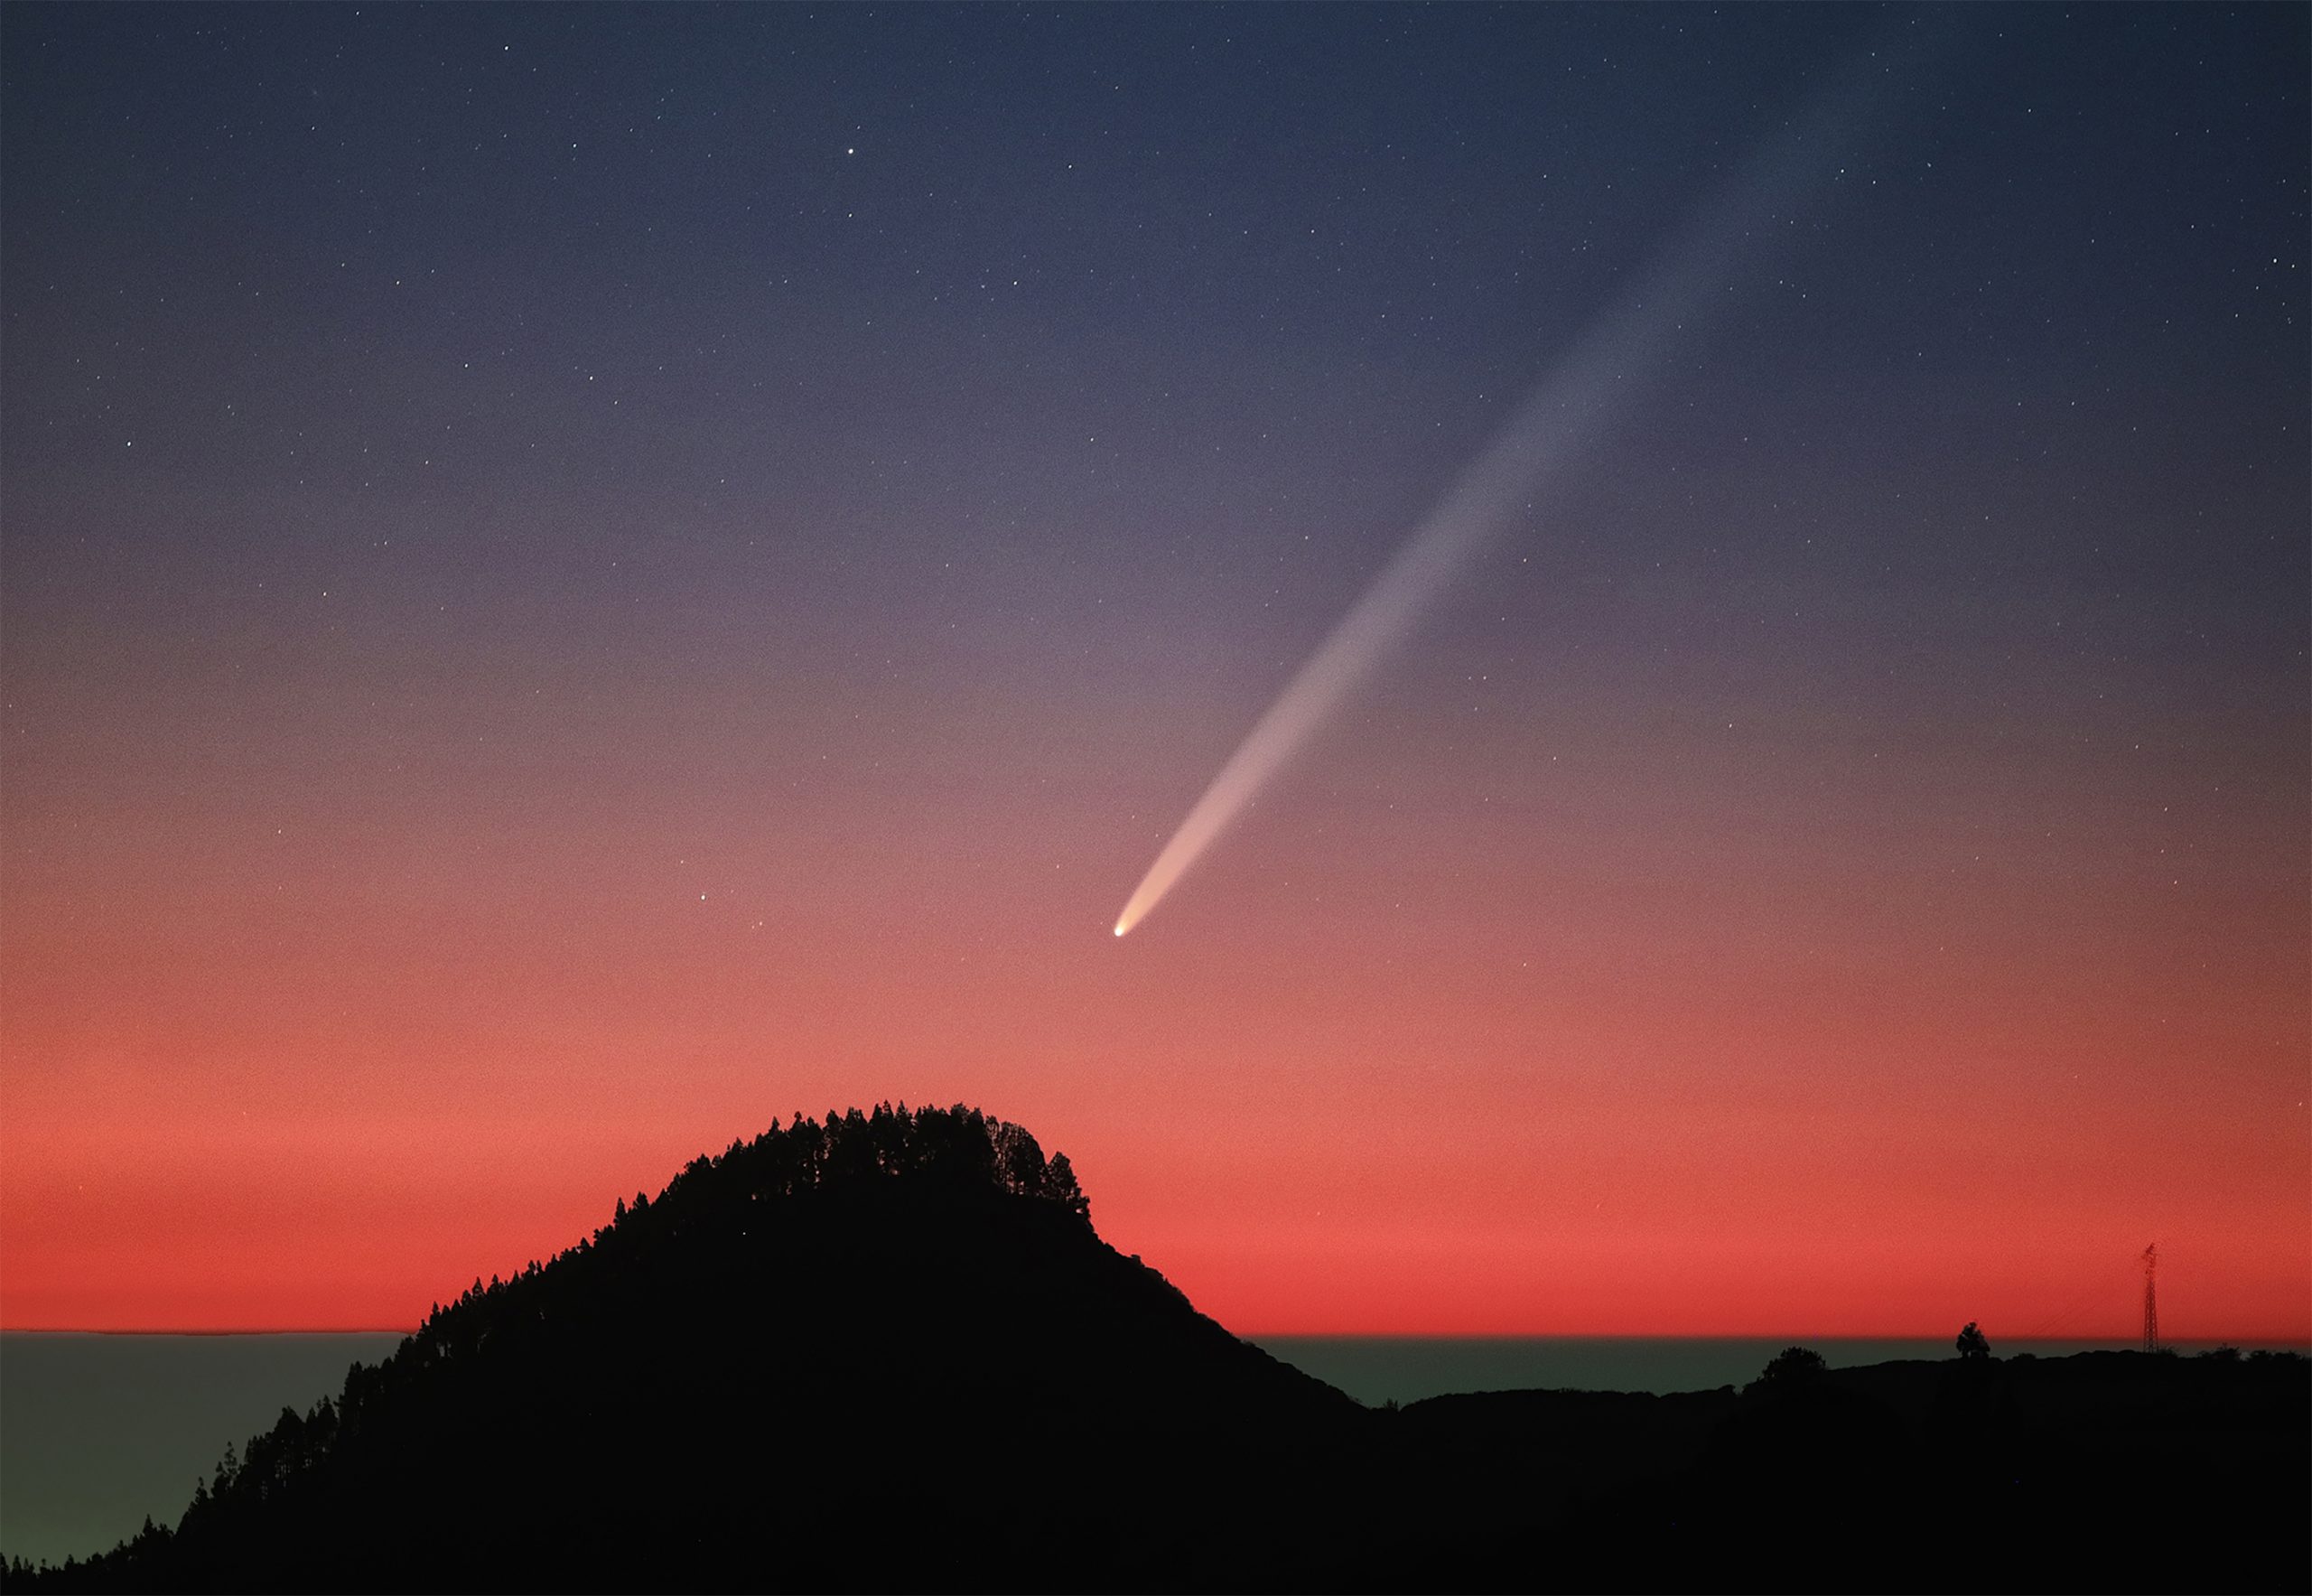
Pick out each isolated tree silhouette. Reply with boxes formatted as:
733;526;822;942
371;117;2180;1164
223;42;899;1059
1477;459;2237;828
1955;1322;1991;1359
993;1118;1049;1197
1748;1346;1828;1395
1045;1152;1090;1223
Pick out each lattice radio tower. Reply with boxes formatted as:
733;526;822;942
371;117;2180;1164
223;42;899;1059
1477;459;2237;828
2141;1242;2158;1353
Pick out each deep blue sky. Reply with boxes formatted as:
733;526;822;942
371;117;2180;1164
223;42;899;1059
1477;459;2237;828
10;5;2300;639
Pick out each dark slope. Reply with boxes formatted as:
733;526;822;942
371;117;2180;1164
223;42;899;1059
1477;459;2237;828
1377;1351;2309;1594
23;1106;1366;1592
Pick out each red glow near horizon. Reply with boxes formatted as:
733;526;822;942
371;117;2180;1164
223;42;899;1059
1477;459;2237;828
4;641;2305;1339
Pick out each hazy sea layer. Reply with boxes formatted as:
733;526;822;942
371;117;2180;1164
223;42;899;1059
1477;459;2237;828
1;1332;406;1570
5;1331;2304;1568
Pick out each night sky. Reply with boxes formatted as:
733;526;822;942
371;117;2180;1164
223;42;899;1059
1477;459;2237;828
4;5;2305;1337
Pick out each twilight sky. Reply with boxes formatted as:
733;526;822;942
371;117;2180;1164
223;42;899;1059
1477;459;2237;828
4;4;2305;1338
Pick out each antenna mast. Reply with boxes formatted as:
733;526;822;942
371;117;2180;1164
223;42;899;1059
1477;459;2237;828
2141;1242;2158;1353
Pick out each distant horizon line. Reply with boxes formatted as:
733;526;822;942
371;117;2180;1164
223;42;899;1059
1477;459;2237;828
6;1326;2308;1346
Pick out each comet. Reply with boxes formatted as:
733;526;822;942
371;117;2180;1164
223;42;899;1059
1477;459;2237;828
1111;57;1885;939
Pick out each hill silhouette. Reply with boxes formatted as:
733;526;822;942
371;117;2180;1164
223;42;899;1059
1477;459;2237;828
13;1106;1366;1591
9;1105;2307;1592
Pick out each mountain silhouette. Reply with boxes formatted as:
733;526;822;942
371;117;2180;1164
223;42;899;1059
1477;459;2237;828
9;1105;2307;1593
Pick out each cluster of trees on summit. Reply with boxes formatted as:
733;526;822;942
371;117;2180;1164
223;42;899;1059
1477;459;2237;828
385;1102;1093;1416
419;1100;1088;1349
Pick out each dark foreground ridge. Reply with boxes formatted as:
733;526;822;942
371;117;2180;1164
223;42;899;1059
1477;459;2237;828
9;1106;2306;1593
